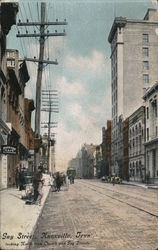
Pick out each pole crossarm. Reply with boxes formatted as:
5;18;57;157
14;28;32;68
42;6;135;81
42;100;58;102
42;95;58;97
24;57;58;65
17;21;68;26
42;104;58;107
41;126;57;128
41;109;59;113
16;32;66;38
42;90;58;92
41;122;57;124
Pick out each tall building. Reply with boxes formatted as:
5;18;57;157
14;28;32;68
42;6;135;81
108;9;158;175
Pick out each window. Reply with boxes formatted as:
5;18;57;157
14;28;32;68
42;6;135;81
135;125;138;135
146;107;149;119
143;74;149;83
152;99;157;117
139;123;141;133
143;61;149;70
147;128;149;141
143;48;149;57
143;34;149;43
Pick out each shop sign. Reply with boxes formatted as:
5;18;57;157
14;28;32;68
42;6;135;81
1;145;17;155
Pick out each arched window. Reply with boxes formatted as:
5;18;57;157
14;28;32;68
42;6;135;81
139;123;141;133
132;127;134;137
135;125;138;135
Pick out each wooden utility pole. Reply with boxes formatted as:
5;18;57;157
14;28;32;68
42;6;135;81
41;90;59;173
16;2;67;172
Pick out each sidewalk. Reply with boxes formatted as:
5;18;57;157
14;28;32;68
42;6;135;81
0;180;50;250
122;180;158;189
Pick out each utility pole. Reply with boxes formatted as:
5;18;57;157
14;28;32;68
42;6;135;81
41;90;59;173
16;3;67;172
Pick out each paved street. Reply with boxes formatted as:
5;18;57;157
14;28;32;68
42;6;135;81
30;180;158;250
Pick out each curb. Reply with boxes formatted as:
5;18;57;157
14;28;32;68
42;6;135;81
122;182;158;189
122;182;148;189
25;187;51;250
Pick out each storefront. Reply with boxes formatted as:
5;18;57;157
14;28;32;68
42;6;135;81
0;119;10;189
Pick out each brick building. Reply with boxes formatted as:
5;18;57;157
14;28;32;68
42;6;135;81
6;50;30;186
0;2;18;189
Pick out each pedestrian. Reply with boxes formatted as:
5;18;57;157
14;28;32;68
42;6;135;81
36;176;44;205
112;177;115;186
56;172;62;192
19;169;25;191
52;175;57;192
15;167;19;188
33;167;42;203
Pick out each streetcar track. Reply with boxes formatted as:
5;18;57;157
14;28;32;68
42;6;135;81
79;180;158;206
80;181;158;218
81;180;158;205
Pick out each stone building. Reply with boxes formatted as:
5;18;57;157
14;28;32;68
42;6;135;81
143;82;158;184
0;2;18;189
108;8;158;175
128;106;146;182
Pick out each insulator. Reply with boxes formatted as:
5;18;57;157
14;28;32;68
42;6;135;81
19;19;21;23
47;30;49;33
55;30;57;33
27;19;29;23
18;31;20;34
34;56;36;59
26;30;28;34
64;19;66;22
63;29;65;33
34;30;36;33
56;19;58;22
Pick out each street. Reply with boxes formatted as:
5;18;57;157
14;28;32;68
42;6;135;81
29;180;158;250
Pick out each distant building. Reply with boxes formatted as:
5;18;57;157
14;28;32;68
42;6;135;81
105;120;112;176
108;8;158;175
143;82;158;184
81;144;96;179
94;144;103;178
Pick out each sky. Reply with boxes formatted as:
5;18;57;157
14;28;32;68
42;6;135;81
6;0;157;171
